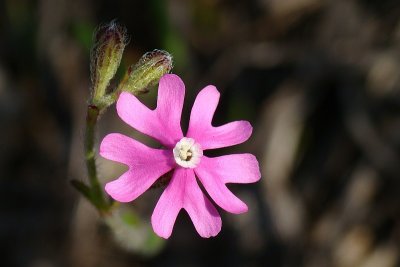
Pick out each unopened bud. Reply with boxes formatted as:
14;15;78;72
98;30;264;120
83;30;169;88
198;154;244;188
90;21;128;106
118;49;173;95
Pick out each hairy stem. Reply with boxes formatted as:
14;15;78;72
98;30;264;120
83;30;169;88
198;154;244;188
85;104;110;212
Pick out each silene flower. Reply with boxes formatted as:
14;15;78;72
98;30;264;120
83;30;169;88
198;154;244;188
100;74;261;238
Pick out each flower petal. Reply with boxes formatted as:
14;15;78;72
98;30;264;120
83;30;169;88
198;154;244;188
187;85;252;149
198;121;252;150
151;169;183;239
195;154;261;213
151;168;222;239
195;159;240;214
156;74;185;139
187;85;219;133
183;169;222;238
116;74;185;147
201;154;261;184
100;133;174;202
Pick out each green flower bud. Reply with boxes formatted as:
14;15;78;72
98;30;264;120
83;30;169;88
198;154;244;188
90;21;128;107
118;49;173;95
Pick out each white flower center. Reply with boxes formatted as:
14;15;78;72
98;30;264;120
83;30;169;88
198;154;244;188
173;137;203;168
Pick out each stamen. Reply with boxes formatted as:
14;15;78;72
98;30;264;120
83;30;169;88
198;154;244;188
173;137;203;168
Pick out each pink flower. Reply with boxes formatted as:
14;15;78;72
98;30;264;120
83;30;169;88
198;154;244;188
100;74;261;238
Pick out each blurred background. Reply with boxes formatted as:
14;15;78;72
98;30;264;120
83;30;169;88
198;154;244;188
2;0;400;266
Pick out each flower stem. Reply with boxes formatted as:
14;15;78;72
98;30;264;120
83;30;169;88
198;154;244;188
84;104;110;213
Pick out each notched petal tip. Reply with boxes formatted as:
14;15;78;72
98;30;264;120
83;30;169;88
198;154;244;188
115;82;184;146
203;120;253;150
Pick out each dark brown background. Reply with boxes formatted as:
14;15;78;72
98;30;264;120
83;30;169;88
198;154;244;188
1;0;400;266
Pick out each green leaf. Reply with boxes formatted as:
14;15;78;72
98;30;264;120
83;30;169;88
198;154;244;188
70;179;92;201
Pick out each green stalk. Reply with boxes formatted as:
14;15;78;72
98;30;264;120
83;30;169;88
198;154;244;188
84;104;110;213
